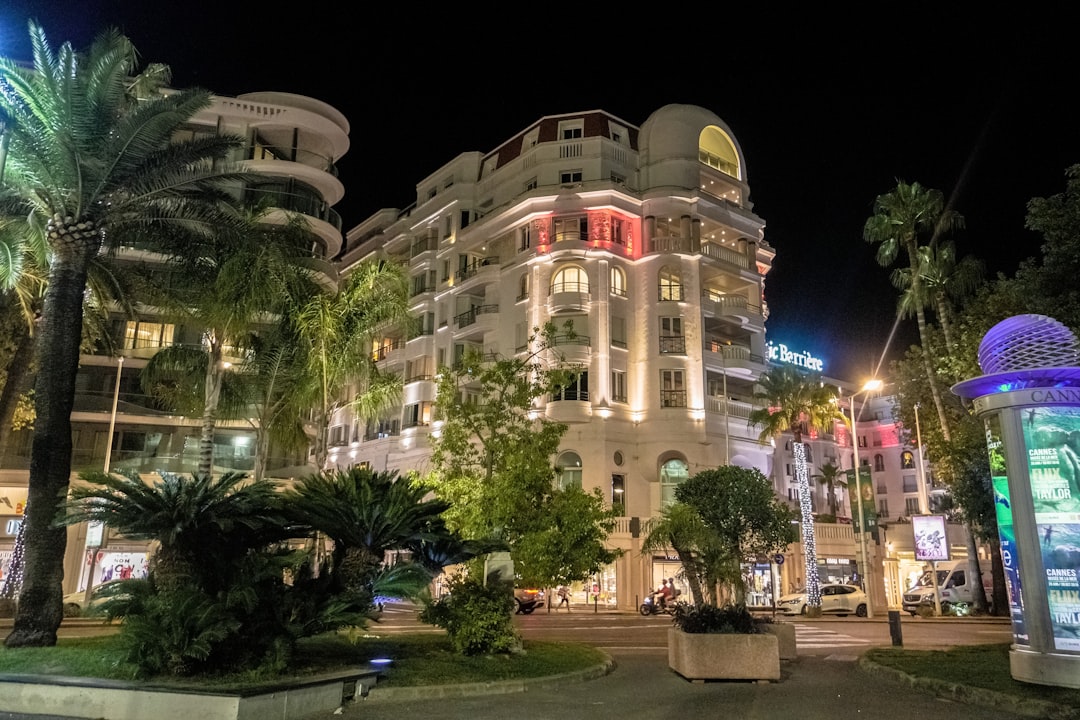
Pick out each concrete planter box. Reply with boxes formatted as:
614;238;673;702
760;621;797;660
0;666;382;720
668;627;780;682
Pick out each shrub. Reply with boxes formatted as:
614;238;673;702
671;602;763;634
419;574;521;655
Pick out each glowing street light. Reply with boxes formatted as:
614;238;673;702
847;378;882;618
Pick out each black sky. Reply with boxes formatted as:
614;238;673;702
3;5;1078;382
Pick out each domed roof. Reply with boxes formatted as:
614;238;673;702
638;104;747;189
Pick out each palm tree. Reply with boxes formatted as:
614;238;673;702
640;503;722;606
891;239;984;352
0;23;249;646
812;461;846;517
290;259;410;470
864;181;963;441
283;467;457;599
138;213;323;476
748;365;843;613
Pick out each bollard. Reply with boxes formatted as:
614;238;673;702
888;609;903;646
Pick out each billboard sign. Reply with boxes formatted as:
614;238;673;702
913;514;950;562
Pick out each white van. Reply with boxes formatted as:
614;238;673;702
901;559;992;615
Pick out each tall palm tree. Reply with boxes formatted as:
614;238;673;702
863;181;963;441
748;365;843;613
0;23;249;646
291;259;410;470
812;461;846;517
891;239;984;352
139;213;322;476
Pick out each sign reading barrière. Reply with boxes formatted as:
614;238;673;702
766;342;824;372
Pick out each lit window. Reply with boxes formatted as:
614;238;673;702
658;267;683;301
610;266;627;297
551;265;589;294
660;458;689;508
557;451;583;490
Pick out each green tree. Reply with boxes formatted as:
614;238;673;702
674;466;797;605
290;259;410;470
891;239;984;351
640;503;722;606
812;461;846;517
0;23;249;646
748;365;843;613
864;180;964;441
427;323;616;593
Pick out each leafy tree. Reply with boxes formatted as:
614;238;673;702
812;461;846;517
863;180;964;441
748;365;843;613
674;466;797;605
426;322;616;593
0;23;249;646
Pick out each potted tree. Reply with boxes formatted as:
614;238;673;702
644;466;798;681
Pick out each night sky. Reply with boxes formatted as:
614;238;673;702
3;5;1077;382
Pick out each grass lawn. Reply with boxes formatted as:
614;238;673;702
0;632;608;691
865;643;1080;709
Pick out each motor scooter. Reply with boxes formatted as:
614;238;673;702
639;594;675;616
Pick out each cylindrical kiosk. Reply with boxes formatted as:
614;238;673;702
953;314;1080;688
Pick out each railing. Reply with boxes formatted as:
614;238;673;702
551;280;589;294
409;238;438;258
660;390;687;408
700;242;751;270
372;339;405;361
550;334;590;347
706;396;755;419
454;304;499;328
454;257;500;283
659;336;686;354
658;288;685;302
240;187;343;236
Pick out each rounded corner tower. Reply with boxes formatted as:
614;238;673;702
638;104;748;192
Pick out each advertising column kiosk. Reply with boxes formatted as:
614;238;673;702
953;314;1080;688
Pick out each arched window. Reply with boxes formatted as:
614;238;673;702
557;451;583;490
551;265;589;294
610;266;627;297
660;457;689;508
901;451;915;469
698;125;741;180
874;454;885;472
518;273;529;300
658;267;682;301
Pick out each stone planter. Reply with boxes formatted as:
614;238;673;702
760;621;796;660
667;627;780;682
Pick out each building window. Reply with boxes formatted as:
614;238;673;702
524;177;537;192
123;321;175;349
611;474;626;511
611;316;627;348
610;172;626;186
519;224;532;250
560;170;583;185
901;451;915;469
556;451;583;490
610;266;627;297
905;497;921;515
660;458;689;509
902;474;918;493
403;401;432;428
560;124;583;140
660;370;686;408
554;216;587;242
553;372;589;401
658;267;683;301
878;499;889;518
659;317;685;354
858;435;868;449
518;273;529;300
329;425;347;447
874;454;885;472
551;265;589;294
611;370;627;403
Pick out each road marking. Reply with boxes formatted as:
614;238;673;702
794;624;871;648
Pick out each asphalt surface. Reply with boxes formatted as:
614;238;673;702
351;649;1072;720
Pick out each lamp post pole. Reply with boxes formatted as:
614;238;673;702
720;344;730;465
847;379;882;618
913;402;930;515
86;355;123;602
103;356;124;473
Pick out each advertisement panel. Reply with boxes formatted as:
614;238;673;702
912;515;950;562
1022;406;1080;651
845;467;877;539
986;413;1027;644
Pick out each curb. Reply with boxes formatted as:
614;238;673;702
858;656;1080;720
362;652;616;703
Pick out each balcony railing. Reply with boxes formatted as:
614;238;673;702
660;390;687;408
454;304;499;328
659;336;686;354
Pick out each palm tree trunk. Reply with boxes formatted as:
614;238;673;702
6;251;91;647
911;269;952;443
964;525;989;613
197;343;224;476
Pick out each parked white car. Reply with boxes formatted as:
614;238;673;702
776;583;868;617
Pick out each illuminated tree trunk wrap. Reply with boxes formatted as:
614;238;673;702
794;441;821;607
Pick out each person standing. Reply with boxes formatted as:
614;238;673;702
556;585;570;611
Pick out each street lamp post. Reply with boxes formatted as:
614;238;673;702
85;356;123;602
848;379;882;619
913;402;930;515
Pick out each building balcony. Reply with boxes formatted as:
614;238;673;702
545;398;591;424
548;289;591;313
545;334;591;365
702;342;764;376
